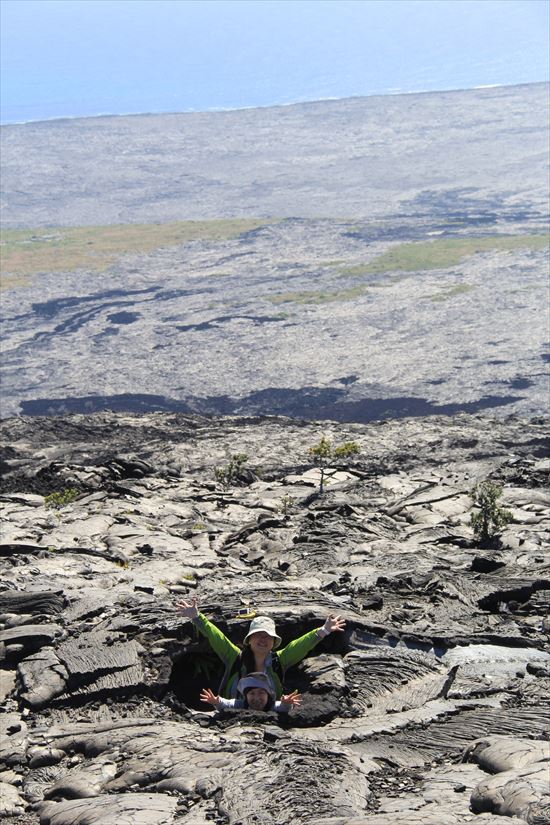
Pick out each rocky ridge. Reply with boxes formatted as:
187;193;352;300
0;410;549;824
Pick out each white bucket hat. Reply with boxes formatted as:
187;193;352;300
243;615;282;649
237;671;276;698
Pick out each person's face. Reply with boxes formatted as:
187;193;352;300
248;631;274;656
246;688;270;710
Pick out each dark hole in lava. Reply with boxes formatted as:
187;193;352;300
169;649;225;710
478;584;540;613
167;617;350;711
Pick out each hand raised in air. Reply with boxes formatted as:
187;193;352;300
200;687;220;707
323;615;346;633
175;597;199;619
280;690;302;708
321;614;346;635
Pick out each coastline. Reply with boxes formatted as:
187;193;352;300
1;79;547;128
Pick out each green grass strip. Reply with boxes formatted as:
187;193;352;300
339;234;548;277
429;284;476;302
268;285;368;305
0;218;274;284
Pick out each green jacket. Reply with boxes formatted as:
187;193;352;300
193;613;322;698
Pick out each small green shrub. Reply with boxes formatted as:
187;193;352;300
333;441;361;458
278;494;295;515
470;481;512;546
214;453;249;489
308;438;360;494
309;436;333;462
44;487;80;509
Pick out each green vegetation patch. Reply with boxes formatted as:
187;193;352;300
0;218;274;285
470;481;512;547
269;285;368;305
430;284;476;302
339;235;549;277
44;487;80;509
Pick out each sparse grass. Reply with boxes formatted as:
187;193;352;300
0;218;275;285
368;275;408;288
510;285;542;293
214;452;249;489
338;235;549;277
430;284;476;302
268;285;368;305
277;494;295;515
1;273;30;289
339;263;379;277
44;488;80;509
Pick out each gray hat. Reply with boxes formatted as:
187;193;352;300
243;615;282;649
237;671;276;698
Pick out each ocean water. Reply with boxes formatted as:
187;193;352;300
1;0;548;124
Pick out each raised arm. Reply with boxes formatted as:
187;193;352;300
277;614;346;670
200;688;235;710
277;690;302;712
176;597;200;619
175;598;240;665
318;614;346;637
200;687;221;708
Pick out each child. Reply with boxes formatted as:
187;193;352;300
200;672;301;713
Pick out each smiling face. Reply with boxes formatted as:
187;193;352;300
247;630;275;657
245;687;270;711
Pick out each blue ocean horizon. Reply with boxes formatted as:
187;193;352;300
2;82;534;127
1;0;548;126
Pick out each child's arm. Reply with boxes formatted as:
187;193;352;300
276;690;302;712
199;687;235;710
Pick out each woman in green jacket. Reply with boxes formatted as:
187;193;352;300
176;598;345;699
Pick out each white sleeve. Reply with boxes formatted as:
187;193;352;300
215;697;236;710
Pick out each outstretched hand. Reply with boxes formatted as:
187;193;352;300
200;687;220;707
281;690;302;708
321;614;346;635
176;597;199;619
